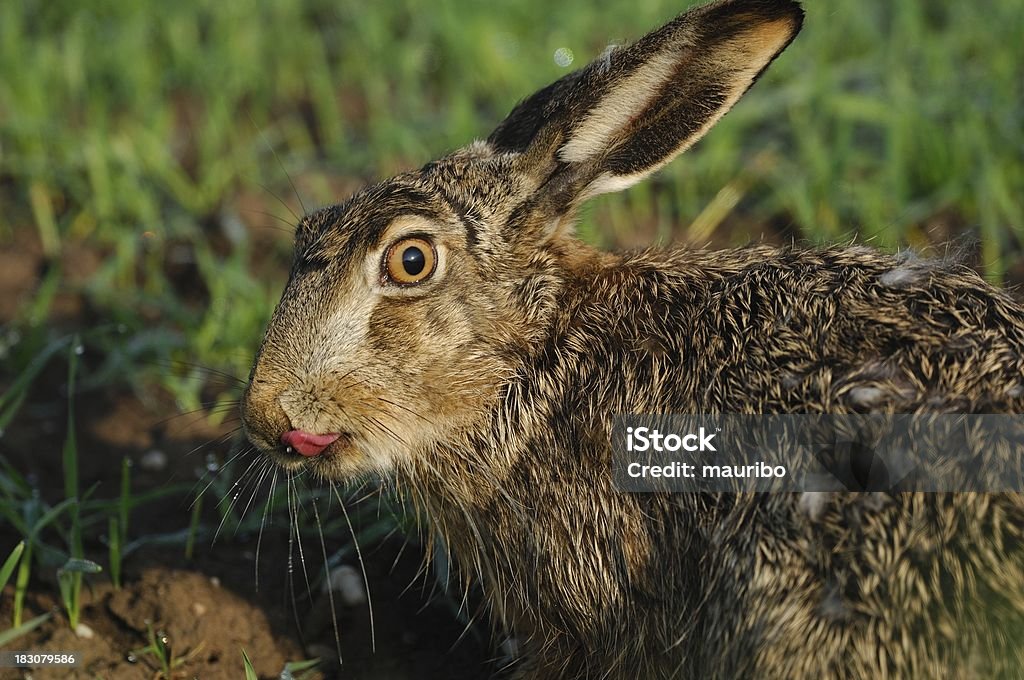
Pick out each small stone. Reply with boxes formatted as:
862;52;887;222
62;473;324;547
139;449;168;472
75;622;95;639
191;602;207;617
209;576;221;588
324;565;366;606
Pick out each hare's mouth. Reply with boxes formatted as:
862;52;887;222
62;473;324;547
281;429;346;457
270;431;355;468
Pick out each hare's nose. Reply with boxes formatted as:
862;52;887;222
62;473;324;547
281;430;341;457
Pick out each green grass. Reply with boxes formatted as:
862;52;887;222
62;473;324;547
0;338;179;638
108;456;132;589
0;541;25;594
0;611;52;648
242;648;321;680
1;0;1022;430
0;464;78;627
129;623;183;678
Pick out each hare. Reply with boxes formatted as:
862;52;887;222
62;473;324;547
241;0;1024;677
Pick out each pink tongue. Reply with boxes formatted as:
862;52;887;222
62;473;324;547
281;430;341;457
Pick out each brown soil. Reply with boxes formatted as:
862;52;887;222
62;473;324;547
0;388;490;679
0;527;489;680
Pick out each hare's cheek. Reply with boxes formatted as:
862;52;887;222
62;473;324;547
315;296;375;361
366;299;435;361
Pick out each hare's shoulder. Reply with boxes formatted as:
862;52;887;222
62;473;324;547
597;245;1024;344
547;245;1024;413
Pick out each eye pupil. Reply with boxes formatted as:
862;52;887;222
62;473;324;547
402;246;425;275
385;236;436;284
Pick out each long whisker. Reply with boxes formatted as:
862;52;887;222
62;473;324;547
151;358;248;386
211;449;263;544
248;111;306;219
330;482;377;653
287;474;315;605
255;466;280;591
362;414;407;446
311;494;344;664
372;396;435;424
187;431;248;504
254;180;301;225
285;471;304;644
153;405;241;438
238;454;274;527
242;208;298;233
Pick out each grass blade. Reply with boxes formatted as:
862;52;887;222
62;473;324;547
109;517;122;589
241;648;258;680
0;541;25;593
12;540;32;627
61;338;85;629
0;612;52;647
283;657;322;679
0;336;72;432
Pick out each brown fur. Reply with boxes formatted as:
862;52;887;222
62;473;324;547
241;0;1024;677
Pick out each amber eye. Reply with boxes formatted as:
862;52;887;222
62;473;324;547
384;237;436;285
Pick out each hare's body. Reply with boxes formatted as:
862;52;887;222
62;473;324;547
241;0;1024;677
404;242;1024;678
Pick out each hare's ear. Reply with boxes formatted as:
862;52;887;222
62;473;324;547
489;0;802;205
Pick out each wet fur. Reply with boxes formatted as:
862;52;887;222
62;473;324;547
242;0;1024;677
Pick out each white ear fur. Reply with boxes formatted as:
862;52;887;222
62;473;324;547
558;48;682;165
559;12;800;201
485;0;803;243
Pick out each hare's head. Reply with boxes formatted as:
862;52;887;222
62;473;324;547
241;0;803;479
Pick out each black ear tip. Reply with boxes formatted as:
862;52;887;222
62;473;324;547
779;0;806;31
703;0;805;48
708;0;805;30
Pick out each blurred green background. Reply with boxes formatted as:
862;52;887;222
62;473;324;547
1;0;1022;410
